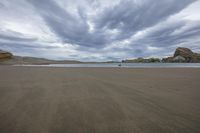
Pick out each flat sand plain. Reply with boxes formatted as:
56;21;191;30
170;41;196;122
0;66;200;133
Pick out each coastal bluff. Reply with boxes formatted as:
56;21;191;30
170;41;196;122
123;47;200;63
0;50;13;60
162;47;200;63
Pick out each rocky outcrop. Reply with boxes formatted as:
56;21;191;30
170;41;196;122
162;57;174;63
173;55;185;62
162;47;200;63
174;47;193;57
174;47;193;62
0;50;13;60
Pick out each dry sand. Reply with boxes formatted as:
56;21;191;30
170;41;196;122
0;66;200;133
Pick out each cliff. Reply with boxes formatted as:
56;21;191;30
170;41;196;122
0;50;13;60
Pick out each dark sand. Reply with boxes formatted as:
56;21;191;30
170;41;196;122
0;66;200;133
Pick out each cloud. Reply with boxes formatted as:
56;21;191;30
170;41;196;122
0;29;37;42
0;0;199;61
138;19;200;49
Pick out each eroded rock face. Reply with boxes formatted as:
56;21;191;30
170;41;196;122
162;47;200;63
174;47;193;62
0;50;13;60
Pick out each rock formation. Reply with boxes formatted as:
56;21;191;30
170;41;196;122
174;47;193;62
0;50;13;60
162;47;200;63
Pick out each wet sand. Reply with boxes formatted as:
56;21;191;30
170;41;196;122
0;66;200;133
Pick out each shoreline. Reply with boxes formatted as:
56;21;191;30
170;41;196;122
10;62;200;68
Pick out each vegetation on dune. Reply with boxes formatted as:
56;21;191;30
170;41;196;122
122;58;161;63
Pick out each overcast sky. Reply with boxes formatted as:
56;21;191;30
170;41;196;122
0;0;200;61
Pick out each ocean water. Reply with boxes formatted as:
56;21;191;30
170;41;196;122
18;63;200;68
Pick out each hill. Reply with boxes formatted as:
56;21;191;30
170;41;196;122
0;50;13;60
0;50;81;65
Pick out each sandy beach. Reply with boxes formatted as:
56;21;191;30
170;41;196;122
0;66;200;133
